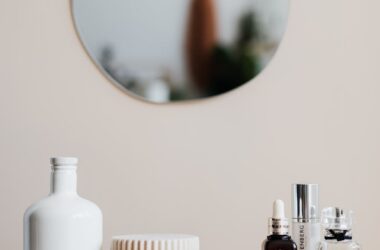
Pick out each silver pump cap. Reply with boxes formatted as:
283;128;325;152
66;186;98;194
292;184;319;220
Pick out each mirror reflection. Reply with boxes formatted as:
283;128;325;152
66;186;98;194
72;0;289;103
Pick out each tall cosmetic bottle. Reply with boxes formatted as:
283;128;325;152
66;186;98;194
263;200;297;250
292;184;320;250
24;157;103;250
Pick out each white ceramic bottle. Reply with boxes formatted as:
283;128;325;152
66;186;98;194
24;157;103;250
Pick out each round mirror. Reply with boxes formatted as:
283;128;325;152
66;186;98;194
72;0;289;103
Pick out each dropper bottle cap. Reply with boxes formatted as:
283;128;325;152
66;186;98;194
269;200;289;235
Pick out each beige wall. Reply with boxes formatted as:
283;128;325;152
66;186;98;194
1;0;380;249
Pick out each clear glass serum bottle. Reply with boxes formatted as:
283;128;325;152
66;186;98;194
319;207;361;250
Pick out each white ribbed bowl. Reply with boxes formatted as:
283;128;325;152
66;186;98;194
111;234;199;250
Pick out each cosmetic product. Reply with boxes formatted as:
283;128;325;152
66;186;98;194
24;157;103;250
292;184;320;250
112;234;199;250
263;200;297;250
319;207;361;250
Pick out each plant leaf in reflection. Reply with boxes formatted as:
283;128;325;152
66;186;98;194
208;10;261;96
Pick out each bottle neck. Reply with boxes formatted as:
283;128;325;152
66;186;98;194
269;218;289;236
50;167;77;194
323;229;353;242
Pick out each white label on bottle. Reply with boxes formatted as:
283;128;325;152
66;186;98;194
292;222;320;250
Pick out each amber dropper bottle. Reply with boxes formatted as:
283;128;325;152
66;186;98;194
262;200;298;250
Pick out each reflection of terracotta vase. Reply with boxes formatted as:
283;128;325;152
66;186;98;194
185;0;217;91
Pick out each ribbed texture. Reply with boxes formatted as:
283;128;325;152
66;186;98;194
111;235;199;250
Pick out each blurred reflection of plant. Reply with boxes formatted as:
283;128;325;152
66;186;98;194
208;10;261;96
98;8;279;101
99;46;137;90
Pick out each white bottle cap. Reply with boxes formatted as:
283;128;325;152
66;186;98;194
50;157;78;169
112;234;199;250
273;199;286;219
